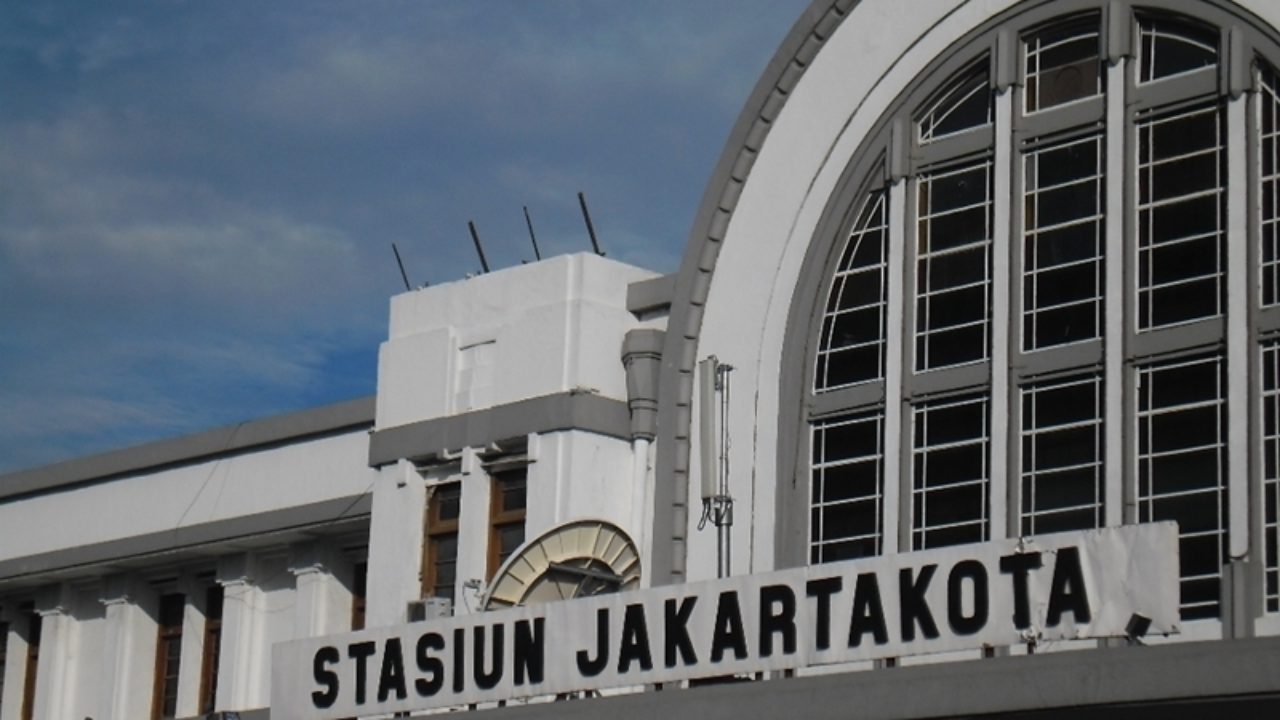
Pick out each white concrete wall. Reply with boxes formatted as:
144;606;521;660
0;429;375;564
376;253;656;429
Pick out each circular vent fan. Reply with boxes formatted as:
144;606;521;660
481;520;641;610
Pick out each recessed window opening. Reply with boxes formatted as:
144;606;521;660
915;158;994;371
912;394;990;550
1138;15;1219;83
1136;354;1227;620
1022;132;1105;350
1020;374;1104;535
424;483;462;602
1136;103;1226;330
1262;64;1280;307
152;593;185;720
816;187;889;390
811;410;885;562
1025;14;1103;112
1262;341;1280;613
919;58;993;142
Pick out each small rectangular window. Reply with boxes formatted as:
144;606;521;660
912;394;989;549
1024;15;1102;113
1263;342;1280;613
198;586;222;716
1137;354;1227;620
1020;375;1104;535
1136;103;1226;330
152;593;185;720
810;410;884;563
916;159;994;370
488;469;527;577
423;483;462;602
1022;133;1104;350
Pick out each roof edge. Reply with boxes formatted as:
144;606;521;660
0;395;376;501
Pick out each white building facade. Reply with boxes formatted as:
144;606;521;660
6;1;1280;717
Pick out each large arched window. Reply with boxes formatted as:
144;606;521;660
790;1;1280;623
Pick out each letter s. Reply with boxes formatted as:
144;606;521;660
312;646;341;708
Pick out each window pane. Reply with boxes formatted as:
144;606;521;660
919;58;992;142
811;411;884;562
1137;355;1227;619
916;160;993;370
912;395;989;549
1262;64;1280;307
1136;104;1225;330
1023;134;1103;351
1138;16;1218;83
817;189;887;390
1021;376;1103;536
1264;342;1280;613
1024;15;1102;112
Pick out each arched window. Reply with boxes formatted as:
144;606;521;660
792;1;1280;623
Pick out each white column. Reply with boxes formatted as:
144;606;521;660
1226;93;1251;560
366;459;427;627
32;585;75;720
0;606;29;720
290;541;354;638
456;448;492;615
173;579;210;720
989;86;1014;542
1104;58;1127;528
216;555;265;712
883;177;907;556
98;576;157;720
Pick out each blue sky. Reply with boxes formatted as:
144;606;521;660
0;0;811;473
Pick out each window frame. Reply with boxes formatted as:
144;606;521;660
422;481;462;603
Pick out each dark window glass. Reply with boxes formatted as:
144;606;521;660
1138;16;1218;83
817;189;888;389
912;396;989;549
812;412;884;562
919;59;993;141
1024;15;1102;112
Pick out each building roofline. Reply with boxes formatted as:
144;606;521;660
0;395;376;501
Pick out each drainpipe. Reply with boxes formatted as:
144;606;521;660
623;329;664;582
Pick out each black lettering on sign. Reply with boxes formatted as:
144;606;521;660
577;607;610;677
999;552;1043;630
1047;546;1091;627
848;572;888;648
899;565;940;642
452;628;466;693
348;641;377;705
311;646;340;709
618;603;654;673
415;632;445;697
514;618;545;686
947;560;989;636
710;591;748;662
664;597;698;667
805;577;843;651
759;584;797;657
377;637;408;703
473;625;504;690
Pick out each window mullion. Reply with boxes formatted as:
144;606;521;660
1227;90;1250;560
1105;56;1127;528
991;86;1013;542
884;177;907;556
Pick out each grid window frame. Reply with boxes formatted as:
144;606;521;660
810;409;886;563
1136;353;1228;619
197;585;222;716
1263;341;1280;612
910;393;991;550
487;467;528;579
423;482;462;602
1019;373;1105;535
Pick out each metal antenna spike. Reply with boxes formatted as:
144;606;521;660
391;242;412;291
523;206;543;261
468;220;491;274
577;191;605;257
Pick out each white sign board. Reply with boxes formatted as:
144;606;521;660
272;524;1179;718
